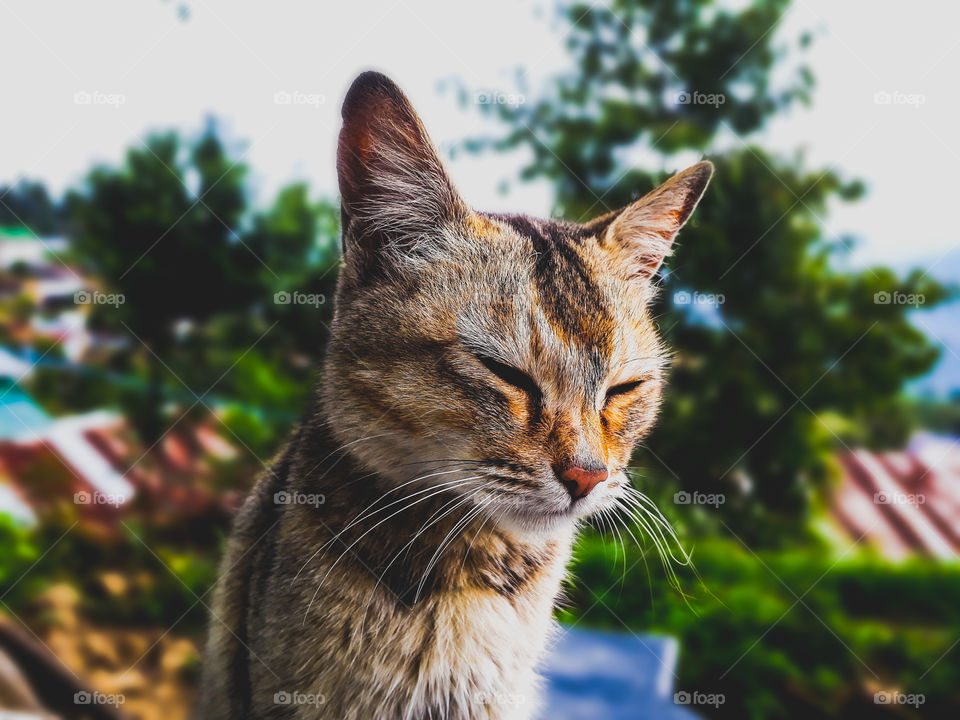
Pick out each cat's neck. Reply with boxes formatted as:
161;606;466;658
287;419;574;606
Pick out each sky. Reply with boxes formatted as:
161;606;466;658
1;0;958;277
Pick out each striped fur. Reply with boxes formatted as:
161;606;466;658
199;72;712;719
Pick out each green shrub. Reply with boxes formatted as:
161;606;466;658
564;533;960;719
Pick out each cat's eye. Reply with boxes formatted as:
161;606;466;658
475;355;542;400
605;379;644;403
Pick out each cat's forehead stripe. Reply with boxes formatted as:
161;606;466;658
484;212;617;361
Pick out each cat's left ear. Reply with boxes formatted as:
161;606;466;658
588;161;713;281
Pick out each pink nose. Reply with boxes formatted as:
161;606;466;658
555;465;608;500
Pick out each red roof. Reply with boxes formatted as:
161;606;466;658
0;412;242;526
833;433;960;559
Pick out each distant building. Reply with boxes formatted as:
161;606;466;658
830;433;960;559
0;227;122;363
0;348;33;385
0;227;68;270
0;379;238;528
0;380;132;525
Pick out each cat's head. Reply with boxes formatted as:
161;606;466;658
323;72;711;532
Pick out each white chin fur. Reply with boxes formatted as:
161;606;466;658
488;475;625;539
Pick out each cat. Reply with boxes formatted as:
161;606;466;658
198;71;712;719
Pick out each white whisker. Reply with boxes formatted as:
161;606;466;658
301;477;486;624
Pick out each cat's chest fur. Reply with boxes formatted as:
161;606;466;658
212;447;576;720
331;550;571;720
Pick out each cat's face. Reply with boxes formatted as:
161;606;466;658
324;72;711;532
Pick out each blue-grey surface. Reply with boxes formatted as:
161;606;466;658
0;380;51;440
541;626;702;720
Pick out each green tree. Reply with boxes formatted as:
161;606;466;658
0;180;64;235
244;184;341;360
466;0;948;542
65;123;342;446
66;124;262;439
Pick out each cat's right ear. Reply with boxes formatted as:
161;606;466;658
337;72;467;281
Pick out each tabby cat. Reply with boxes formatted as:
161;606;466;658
199;71;712;719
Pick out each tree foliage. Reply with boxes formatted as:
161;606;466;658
65;122;340;443
0;180;64;235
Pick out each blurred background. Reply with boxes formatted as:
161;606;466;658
1;1;958;718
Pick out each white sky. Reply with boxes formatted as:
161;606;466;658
1;0;958;273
